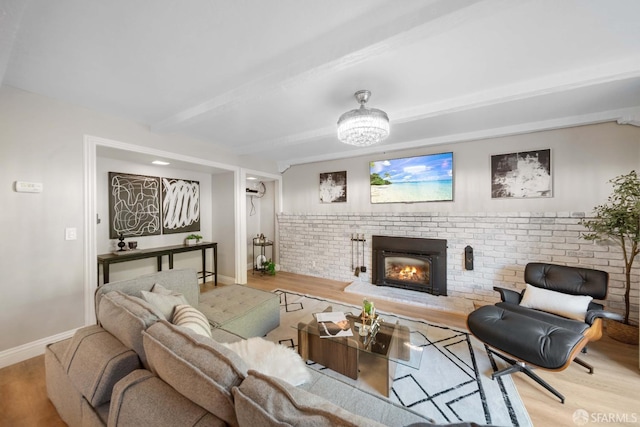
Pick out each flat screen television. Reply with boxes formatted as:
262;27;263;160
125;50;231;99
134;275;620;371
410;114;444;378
370;152;453;203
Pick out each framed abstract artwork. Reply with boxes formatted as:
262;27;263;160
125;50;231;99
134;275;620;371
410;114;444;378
370;152;453;203
161;177;201;234
491;149;552;198
319;171;347;203
108;172;201;238
108;172;162;238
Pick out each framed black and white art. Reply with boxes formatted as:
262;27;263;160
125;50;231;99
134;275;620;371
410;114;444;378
319;171;347;203
491;149;552;198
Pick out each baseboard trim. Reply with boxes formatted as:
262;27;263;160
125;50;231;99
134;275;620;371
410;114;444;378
0;328;79;369
217;274;236;285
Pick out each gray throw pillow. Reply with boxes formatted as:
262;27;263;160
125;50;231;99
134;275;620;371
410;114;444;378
141;283;189;321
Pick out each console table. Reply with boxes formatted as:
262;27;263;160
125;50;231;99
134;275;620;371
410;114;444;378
97;242;217;286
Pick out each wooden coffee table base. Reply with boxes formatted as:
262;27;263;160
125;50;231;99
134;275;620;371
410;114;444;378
297;318;402;397
298;327;359;380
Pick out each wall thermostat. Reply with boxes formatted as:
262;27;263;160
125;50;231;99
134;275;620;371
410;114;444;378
15;181;43;193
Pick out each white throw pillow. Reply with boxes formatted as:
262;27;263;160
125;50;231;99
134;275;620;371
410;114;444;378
222;337;311;386
172;304;213;338
519;284;593;321
141;283;188;321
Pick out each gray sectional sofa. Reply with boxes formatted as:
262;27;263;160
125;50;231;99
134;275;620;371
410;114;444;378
45;269;477;426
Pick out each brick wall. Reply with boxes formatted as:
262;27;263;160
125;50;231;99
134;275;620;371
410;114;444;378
277;211;639;324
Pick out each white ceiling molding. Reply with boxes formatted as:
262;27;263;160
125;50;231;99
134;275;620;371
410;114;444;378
392;58;640;125
278;106;640;168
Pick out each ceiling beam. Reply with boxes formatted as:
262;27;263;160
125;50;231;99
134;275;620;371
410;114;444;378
236;57;640;156
150;0;503;133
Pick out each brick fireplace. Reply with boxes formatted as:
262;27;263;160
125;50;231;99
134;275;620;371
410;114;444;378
276;211;634;320
372;235;447;296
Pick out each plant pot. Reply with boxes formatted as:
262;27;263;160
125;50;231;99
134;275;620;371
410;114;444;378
606;319;639;345
185;238;196;246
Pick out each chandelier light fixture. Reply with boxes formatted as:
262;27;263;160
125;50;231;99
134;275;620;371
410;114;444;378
337;90;390;147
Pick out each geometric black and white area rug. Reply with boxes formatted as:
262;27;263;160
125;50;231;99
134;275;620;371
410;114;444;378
265;290;533;427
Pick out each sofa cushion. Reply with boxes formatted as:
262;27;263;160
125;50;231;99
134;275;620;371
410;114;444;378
197;284;280;338
232;370;386;427
142;320;248;427
141;283;190;321
94;269;200;317
98;291;162;367
61;325;140;408
173;304;213;338
520;283;593;321
109;369;225;427
300;367;437;426
45;339;84;427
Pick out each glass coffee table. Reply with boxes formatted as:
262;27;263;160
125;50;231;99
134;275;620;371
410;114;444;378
294;307;426;397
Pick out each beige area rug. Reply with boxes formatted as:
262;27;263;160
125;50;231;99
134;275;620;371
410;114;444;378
264;290;533;427
344;280;474;315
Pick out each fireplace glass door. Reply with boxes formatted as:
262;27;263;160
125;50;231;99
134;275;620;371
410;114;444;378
382;252;432;292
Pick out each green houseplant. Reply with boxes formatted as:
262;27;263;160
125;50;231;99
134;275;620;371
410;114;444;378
581;170;640;344
261;259;276;275
185;234;202;245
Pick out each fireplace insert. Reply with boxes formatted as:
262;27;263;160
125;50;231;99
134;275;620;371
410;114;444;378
372;235;447;296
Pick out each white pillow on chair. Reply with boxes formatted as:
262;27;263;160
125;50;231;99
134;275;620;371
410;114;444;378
519;284;593;321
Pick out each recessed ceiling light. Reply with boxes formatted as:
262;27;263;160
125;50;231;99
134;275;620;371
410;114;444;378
152;160;170;165
247;176;257;180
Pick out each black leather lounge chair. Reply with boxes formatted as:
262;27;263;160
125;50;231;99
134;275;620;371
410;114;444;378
467;262;623;403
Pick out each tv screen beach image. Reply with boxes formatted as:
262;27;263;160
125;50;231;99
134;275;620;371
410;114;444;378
370;152;453;203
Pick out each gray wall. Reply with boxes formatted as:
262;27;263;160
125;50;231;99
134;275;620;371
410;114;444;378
212;172;237;279
0;85;278;357
282;123;640;214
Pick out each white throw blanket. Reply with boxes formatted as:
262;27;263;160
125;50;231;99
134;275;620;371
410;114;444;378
222;337;311;386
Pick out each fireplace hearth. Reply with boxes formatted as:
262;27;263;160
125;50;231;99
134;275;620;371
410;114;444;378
372;235;447;296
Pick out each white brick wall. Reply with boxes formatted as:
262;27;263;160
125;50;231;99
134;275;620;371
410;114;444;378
278;211;639;324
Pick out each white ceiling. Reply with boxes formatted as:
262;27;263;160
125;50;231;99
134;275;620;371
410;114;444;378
3;0;640;172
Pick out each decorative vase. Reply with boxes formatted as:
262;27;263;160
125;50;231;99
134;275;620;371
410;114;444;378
117;233;126;251
606;319;639;345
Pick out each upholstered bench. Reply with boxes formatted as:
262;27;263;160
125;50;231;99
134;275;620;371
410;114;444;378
198;284;280;338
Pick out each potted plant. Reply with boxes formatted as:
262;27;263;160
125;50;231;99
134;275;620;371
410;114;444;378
261;258;276;275
185;234;202;246
581;170;640;344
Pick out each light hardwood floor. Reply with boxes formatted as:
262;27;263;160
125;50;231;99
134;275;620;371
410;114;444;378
1;271;637;427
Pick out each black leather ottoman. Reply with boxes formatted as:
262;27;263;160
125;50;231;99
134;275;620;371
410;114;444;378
467;305;588;403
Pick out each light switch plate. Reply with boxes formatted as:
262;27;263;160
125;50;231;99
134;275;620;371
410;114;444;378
65;228;77;241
